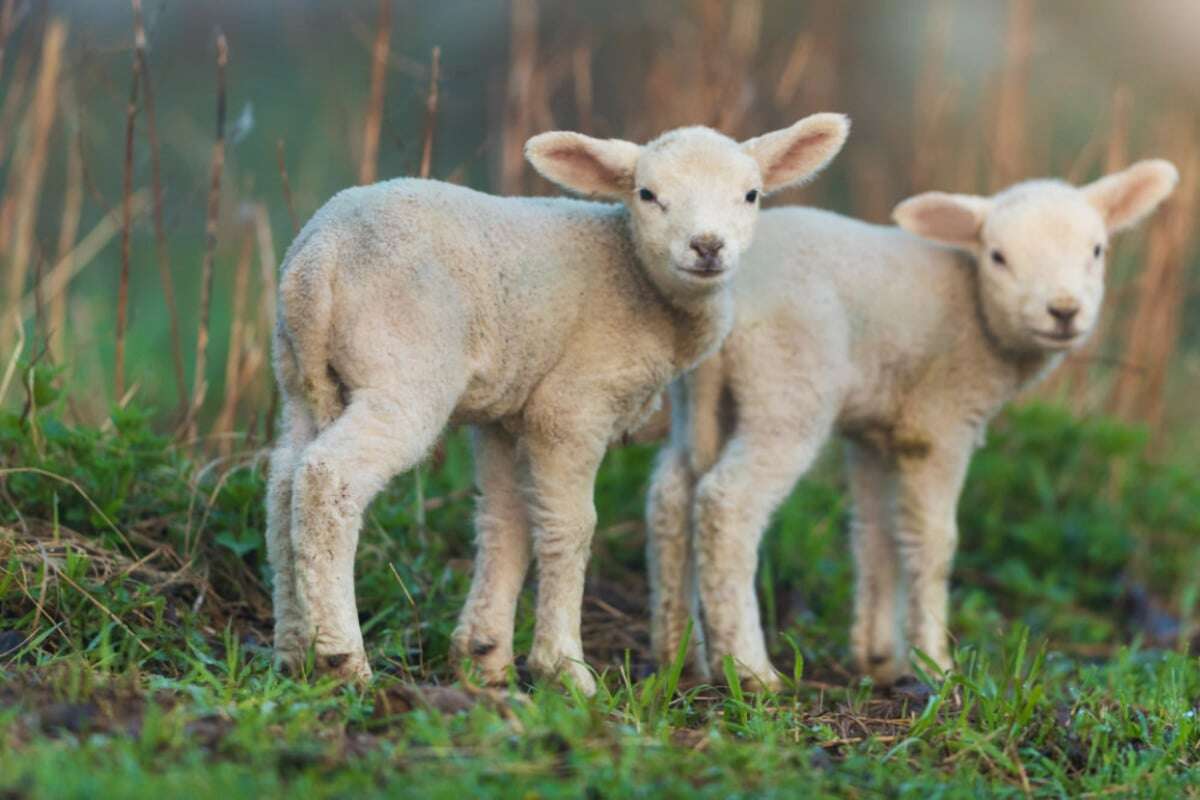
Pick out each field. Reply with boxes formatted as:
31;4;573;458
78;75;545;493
3;403;1200;797
3;1;1200;797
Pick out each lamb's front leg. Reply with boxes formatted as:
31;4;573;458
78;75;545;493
693;418;832;690
522;431;606;696
892;432;972;677
452;424;531;684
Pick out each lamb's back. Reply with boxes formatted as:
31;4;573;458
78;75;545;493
292;179;641;417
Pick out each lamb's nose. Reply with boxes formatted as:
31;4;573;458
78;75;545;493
1047;299;1080;325
690;234;724;260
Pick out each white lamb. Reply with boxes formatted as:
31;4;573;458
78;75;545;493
646;160;1178;689
266;114;851;694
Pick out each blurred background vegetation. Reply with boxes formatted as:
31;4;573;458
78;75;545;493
1;0;1198;456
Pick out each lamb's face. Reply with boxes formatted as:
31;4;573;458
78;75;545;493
525;114;849;298
975;185;1108;352
893;160;1178;355
627;129;763;289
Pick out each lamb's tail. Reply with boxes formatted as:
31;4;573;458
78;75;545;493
275;234;343;429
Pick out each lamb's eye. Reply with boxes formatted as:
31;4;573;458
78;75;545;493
990;249;1007;267
745;189;759;203
1093;243;1103;258
638;188;657;203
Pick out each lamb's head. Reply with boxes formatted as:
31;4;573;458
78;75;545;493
525;114;849;296
893;160;1179;354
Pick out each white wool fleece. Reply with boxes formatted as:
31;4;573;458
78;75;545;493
266;114;850;694
646;160;1178;690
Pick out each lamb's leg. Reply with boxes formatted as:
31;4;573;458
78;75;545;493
291;388;454;681
523;433;606;696
892;435;972;677
693;414;834;690
845;442;905;685
267;399;316;671
452;424;532;684
646;443;706;676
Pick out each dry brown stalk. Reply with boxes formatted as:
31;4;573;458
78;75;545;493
22;191;148;324
253;203;277;337
772;33;813;113
115;25;142;400
571;41;593;134
213;220;255;456
714;0;761;133
48;88;82;362
1103;89;1132;174
0;0;16;86
3;20;64;353
1108;121;1199;442
186;31;228;441
233;344;265;444
359;0;392;185
419;46;440;179
797;2;844;113
499;0;537;194
133;0;188;414
989;0;1032;190
0;40;33;171
276;138;298;235
254;204;278;439
911;1;955;191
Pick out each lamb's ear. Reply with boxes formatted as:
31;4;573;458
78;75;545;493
892;192;992;250
1082;159;1179;233
524;132;642;199
741;113;850;194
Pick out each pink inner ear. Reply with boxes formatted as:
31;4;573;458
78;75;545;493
776;130;831;165
917;202;978;242
1105;176;1156;225
544;146;623;189
765;130;834;181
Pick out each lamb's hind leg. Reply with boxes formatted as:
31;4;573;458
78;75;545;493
845;442;904;685
267;399;316;671
452;424;531;685
646;443;706;676
291;385;457;681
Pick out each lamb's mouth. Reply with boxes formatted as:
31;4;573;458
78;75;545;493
678;265;727;279
1030;329;1082;346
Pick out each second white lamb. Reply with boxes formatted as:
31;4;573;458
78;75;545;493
646;160;1178;689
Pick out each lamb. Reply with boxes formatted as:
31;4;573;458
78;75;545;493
266;114;851;694
645;160;1179;689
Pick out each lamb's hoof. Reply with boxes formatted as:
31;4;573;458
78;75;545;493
317;650;373;684
889;675;936;706
450;628;514;686
273;644;306;677
743;668;785;693
528;649;597;697
715;660;784;693
274;638;372;681
861;653;906;689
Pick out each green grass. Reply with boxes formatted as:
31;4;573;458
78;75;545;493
2;392;1200;798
